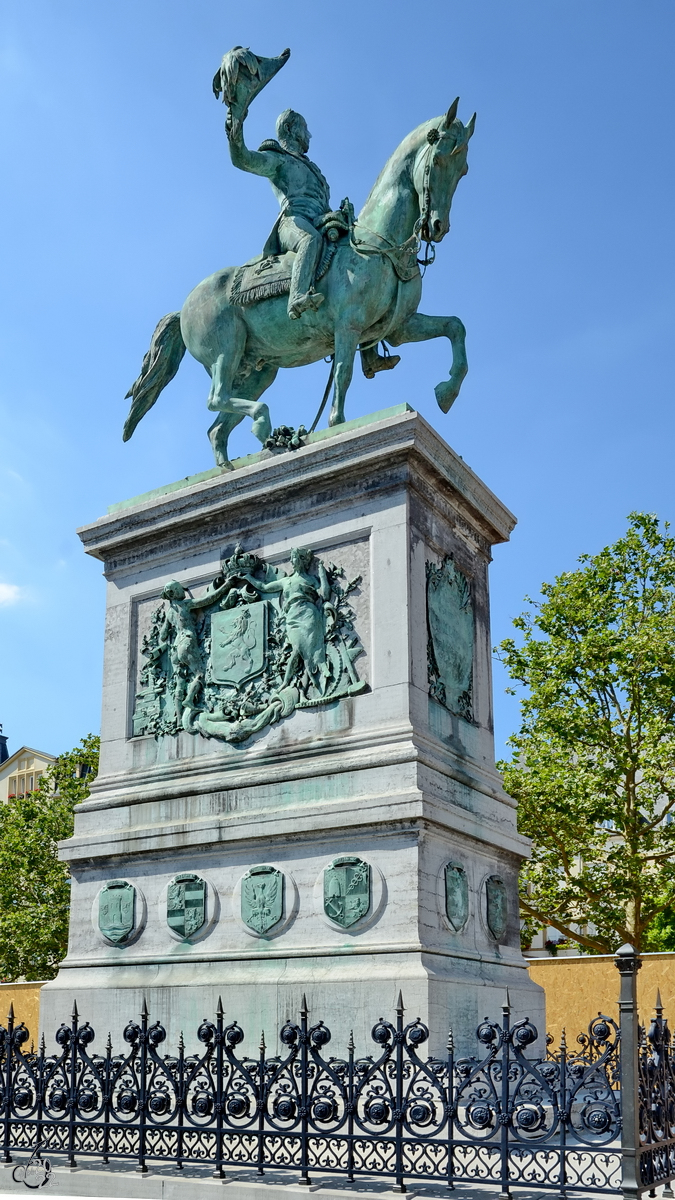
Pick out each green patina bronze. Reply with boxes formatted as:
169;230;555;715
98;880;135;944
444;862;469;932
427;556;474;721
323;856;370;928
133;543;366;743
122;45;474;468
167;873;207;939
485;876;508;942
241;865;284;934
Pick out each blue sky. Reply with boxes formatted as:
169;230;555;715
0;1;673;759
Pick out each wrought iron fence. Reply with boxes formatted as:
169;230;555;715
0;945;671;1197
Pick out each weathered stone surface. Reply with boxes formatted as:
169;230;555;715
41;407;544;1055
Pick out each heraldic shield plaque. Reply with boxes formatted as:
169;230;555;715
241;864;283;934
426;556;474;721
324;856;371;928
485;875;508;942
167;873;207;939
211;603;267;685
99;880;135;943
444;862;469;931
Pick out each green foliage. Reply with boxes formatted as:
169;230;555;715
497;514;675;954
0;735;99;981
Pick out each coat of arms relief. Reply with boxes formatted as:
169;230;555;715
132;544;367;744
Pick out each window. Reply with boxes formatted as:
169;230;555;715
28;775;34;792
8;778;16;795
18;776;25;794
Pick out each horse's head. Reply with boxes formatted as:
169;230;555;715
414;99;475;243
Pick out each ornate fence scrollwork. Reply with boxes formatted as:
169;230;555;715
0;950;673;1197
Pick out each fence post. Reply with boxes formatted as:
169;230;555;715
2;1004;14;1165
446;1028;455;1191
498;990;511;1200
213;998;225;1180
298;996;311;1187
136;999;148;1175
67;1001;79;1170
616;943;643;1200
346;1030;355;1185
392;991;406;1195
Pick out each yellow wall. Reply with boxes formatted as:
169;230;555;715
0;982;47;1048
527;952;675;1048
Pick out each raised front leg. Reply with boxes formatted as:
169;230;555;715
329;328;360;426
387;312;468;413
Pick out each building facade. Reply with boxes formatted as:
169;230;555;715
0;736;56;803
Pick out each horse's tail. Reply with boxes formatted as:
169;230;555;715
122;312;186;441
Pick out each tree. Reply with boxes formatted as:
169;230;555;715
0;735;99;981
497;514;675;954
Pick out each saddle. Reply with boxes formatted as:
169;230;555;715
229;202;352;309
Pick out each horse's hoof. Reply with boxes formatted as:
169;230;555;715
434;380;459;414
329;408;345;427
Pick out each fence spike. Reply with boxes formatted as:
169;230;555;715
655;988;663;1014
259;1030;266;1054
502;987;510;1012
141;996;149;1018
447;1028;454;1053
106;1032;112;1052
71;999;78;1020
7;1002;13;1022
560;1027;567;1051
217;995;224;1017
348;1029;355;1054
396;990;404;1014
300;994;308;1018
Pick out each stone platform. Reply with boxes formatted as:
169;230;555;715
40;404;543;1056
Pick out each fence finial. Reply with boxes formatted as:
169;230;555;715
217;996;224;1017
655;988;663;1015
71;999;78;1020
300;994;308;1018
396;990;404;1015
7;1002;13;1022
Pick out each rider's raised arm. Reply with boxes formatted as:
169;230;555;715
226;116;278;180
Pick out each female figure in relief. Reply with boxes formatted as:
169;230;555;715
244;548;331;693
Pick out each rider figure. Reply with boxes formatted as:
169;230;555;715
226;108;401;377
227;108;328;321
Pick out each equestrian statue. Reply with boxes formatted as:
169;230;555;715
123;45;475;468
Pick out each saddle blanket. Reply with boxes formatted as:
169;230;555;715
230;242;335;308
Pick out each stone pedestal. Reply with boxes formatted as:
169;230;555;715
40;404;543;1056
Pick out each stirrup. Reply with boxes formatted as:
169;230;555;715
362;352;401;380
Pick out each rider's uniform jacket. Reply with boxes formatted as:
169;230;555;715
257;139;331;224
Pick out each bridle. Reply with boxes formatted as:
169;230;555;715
413;127;443;271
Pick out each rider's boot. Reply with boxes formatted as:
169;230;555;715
288;290;325;320
361;346;401;379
